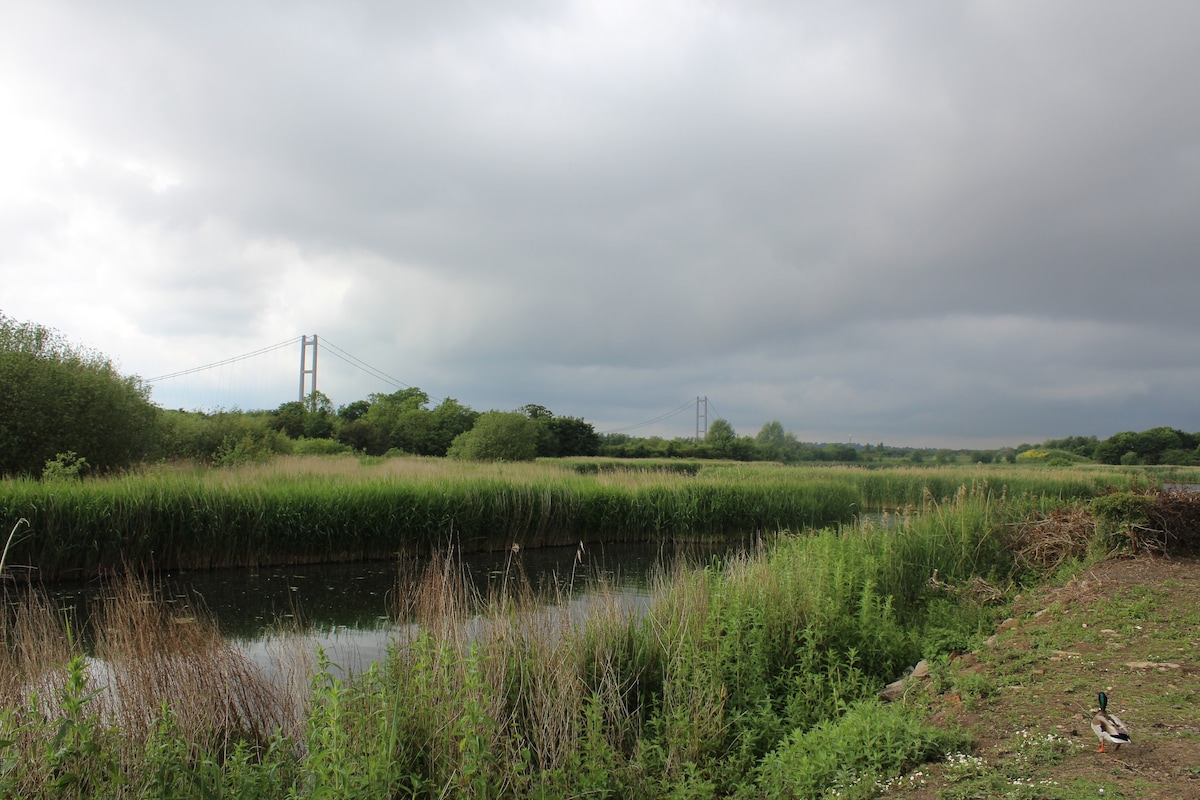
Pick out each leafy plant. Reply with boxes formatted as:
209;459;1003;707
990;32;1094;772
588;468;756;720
42;451;89;482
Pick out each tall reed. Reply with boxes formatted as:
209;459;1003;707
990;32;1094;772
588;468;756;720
0;457;860;580
0;576;302;798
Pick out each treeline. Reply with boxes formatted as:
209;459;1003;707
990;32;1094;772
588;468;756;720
6;310;1200;477
0;313;599;477
0;314;158;477
604;421;1200;468
600;419;872;463
1041;429;1200;466
165;392;602;467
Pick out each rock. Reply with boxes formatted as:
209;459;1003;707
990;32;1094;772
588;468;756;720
1124;660;1181;670
878;659;932;702
878;677;907;702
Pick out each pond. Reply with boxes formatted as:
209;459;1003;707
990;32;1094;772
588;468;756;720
22;539;739;672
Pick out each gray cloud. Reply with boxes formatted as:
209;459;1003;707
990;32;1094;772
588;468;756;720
3;1;1199;446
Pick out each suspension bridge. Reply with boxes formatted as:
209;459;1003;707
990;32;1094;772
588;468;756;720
144;335;424;414
144;336;712;436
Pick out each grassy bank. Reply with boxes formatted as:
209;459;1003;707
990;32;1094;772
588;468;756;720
1;478;1123;799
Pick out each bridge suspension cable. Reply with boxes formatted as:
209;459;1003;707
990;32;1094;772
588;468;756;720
600;400;695;434
145;337;301;382
319;338;442;404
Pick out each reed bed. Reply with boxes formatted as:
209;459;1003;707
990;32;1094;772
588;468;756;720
0;457;859;581
826;462;1143;509
0;482;1096;798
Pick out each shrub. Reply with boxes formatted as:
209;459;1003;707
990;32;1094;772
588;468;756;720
292;437;353;456
0;313;158;476
42;451;89;482
751;699;967;799
448;411;539;462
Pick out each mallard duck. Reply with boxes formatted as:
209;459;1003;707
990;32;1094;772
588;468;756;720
1091;691;1130;753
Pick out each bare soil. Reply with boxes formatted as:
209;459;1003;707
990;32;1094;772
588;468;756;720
891;554;1200;799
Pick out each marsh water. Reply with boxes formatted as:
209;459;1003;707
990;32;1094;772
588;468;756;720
30;539;737;670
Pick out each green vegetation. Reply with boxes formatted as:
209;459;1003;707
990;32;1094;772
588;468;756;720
0;458;863;580
6;311;1200;796
447;410;540;462
603;423;1200;467
1;456;1181;582
2;481;1079;799
4;450;1196;797
5;309;1200;481
0;313;158;477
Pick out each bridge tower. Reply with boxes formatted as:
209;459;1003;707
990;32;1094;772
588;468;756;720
299;334;318;409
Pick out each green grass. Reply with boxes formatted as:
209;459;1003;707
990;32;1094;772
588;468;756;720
1;458;1171;796
0;478;1077;798
0;457;860;580
1;456;1150;581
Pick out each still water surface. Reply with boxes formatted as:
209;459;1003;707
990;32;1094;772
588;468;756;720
39;540;735;671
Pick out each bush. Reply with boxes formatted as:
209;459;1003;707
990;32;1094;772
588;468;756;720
0;313;158;476
751;700;967;798
292;437;353;456
447;411;538;462
42;451;89;482
1090;491;1153;532
212;432;288;467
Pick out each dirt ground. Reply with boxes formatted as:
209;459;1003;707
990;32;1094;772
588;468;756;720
889;554;1200;799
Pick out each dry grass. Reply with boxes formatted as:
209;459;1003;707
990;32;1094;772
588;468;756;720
93;577;302;751
1007;507;1098;577
0;586;75;707
1144;487;1200;553
202;453;706;492
1;575;304;756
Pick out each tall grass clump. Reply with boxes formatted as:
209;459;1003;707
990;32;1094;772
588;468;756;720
606;484;1021;794
843;463;1141;509
0;575;302;798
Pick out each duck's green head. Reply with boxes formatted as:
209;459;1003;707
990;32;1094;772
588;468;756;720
1098;691;1108;710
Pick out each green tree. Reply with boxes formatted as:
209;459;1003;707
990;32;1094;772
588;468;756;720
426;397;480;456
337;418;389;454
363;388;430;453
1133;427;1186;464
447;411;538;461
819;443;858;462
706;418;737;456
1093;429;1189;465
302;391;335;437
518;403;553;421
273;391;336;439
337;399;371;423
271;401;308;439
0;313;158;476
548;416;601;457
755;420;788;462
519;404;561;456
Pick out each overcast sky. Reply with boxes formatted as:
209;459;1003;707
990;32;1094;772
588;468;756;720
3;2;1199;448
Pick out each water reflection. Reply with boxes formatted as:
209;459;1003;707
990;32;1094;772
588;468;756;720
31;540;732;672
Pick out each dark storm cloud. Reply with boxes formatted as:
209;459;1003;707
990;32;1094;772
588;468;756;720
3;1;1200;445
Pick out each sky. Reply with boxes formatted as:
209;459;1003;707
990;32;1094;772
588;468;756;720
3;1;1199;449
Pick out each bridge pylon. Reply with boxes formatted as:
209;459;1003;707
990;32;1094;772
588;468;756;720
299;334;318;408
